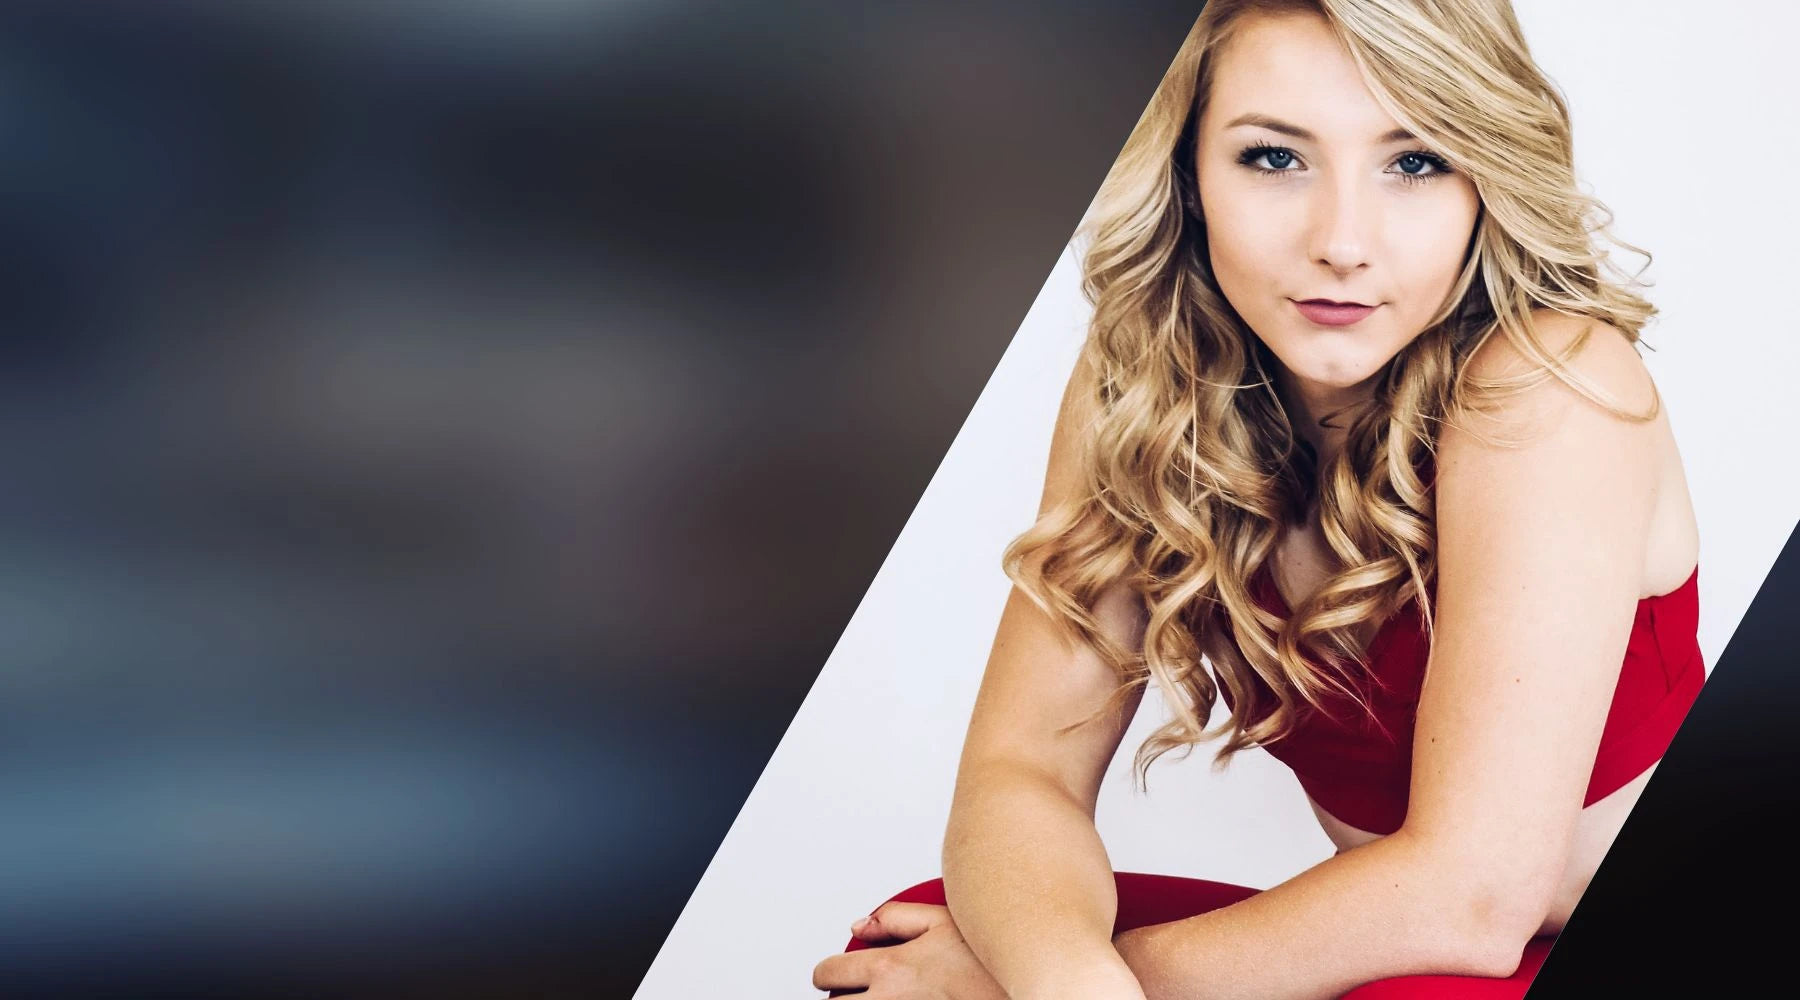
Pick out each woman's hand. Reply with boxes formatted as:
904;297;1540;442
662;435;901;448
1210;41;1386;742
811;901;1149;1000
810;902;1008;999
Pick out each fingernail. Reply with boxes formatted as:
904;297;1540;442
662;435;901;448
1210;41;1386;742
850;916;871;934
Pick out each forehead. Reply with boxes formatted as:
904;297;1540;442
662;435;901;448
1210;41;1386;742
1202;11;1399;141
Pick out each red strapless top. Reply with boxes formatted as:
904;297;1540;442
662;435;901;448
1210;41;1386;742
1220;561;1706;835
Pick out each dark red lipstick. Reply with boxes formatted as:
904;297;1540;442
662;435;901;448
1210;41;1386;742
1292;298;1378;326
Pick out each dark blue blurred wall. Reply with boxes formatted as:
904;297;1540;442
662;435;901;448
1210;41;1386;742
0;2;1202;995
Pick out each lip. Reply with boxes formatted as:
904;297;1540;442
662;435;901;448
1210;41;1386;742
1291;298;1379;327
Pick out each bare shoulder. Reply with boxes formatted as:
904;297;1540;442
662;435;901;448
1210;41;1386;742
1458;307;1660;430
1439;308;1676;597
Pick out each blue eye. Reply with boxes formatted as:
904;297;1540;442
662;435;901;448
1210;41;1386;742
1391;151;1453;184
1237;143;1299;173
1234;142;1455;186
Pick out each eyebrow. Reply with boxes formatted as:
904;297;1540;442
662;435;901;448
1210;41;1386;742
1224;112;1415;144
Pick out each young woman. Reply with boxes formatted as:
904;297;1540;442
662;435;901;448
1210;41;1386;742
811;1;1703;997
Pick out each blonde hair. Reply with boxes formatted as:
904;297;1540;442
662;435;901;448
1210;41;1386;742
1004;0;1659;788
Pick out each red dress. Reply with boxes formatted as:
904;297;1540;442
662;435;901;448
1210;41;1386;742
832;564;1706;998
1238;558;1704;837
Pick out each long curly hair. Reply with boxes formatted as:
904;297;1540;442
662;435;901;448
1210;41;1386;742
1003;0;1660;790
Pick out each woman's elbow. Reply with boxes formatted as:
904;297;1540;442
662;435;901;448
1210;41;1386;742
1458;865;1565;977
1398;830;1564;977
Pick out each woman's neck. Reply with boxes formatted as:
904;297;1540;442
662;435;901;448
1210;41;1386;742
1272;368;1378;468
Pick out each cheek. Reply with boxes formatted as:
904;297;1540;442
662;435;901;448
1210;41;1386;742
1199;181;1287;300
1391;191;1480;300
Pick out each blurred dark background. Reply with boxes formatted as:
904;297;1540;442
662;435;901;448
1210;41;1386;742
0;2;1204;995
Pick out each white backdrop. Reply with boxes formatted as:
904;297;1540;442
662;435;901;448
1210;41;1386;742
639;2;1800;995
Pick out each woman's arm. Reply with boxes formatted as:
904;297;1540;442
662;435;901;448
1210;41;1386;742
944;588;1149;1000
940;357;1152;1000
1113;314;1665;999
1112;826;1519;998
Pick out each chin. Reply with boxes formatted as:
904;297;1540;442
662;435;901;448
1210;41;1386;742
1288;361;1383;391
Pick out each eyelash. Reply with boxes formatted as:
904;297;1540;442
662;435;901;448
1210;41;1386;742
1235;142;1454;186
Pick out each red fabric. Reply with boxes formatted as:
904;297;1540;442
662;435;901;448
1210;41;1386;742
1226;561;1705;835
830;873;1554;998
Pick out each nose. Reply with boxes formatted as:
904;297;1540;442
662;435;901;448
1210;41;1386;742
1308;173;1374;276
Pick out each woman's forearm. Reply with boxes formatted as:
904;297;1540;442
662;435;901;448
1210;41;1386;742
1113;831;1537;1000
941;759;1147;1000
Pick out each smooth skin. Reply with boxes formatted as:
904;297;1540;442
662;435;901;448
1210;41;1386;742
812;9;1698;999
